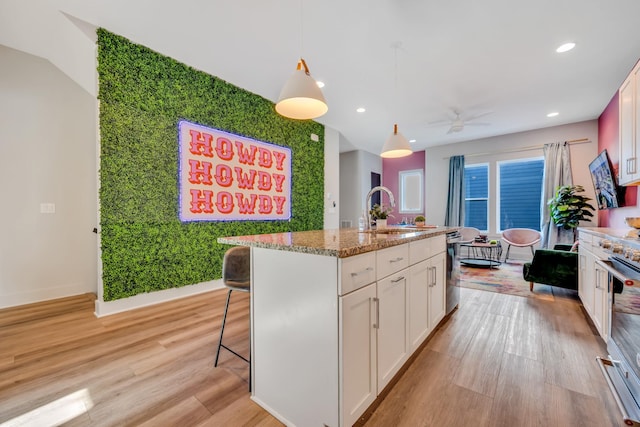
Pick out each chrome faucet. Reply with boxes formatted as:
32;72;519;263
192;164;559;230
365;186;396;230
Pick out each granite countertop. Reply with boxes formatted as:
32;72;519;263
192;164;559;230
218;226;459;258
579;226;637;241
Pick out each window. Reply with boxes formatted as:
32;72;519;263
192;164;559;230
399;169;423;214
464;164;488;230
498;158;544;231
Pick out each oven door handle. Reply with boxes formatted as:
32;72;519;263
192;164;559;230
597;259;640;287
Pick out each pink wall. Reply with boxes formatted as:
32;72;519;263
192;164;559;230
597;91;639;227
382;150;425;224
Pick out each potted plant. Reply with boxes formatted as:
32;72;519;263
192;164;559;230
548;185;595;241
369;204;393;229
414;215;426;227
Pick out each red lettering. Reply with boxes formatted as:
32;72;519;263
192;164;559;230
216;191;234;214
273;196;287;214
215;137;234;161
188;160;213;185
258;195;273;214
257;171;272;191
235;141;258;165
189;130;214;157
234;167;257;189
272;151;287;171
273;173;286;192
189;189;214;214
235;193;258;214
258;147;272;168
214;164;233;187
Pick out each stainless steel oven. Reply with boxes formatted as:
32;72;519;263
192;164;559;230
596;256;640;426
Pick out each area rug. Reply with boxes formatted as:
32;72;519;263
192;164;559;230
459;260;575;301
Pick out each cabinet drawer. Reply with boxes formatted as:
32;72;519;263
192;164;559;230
339;251;377;295
377;244;409;280
409;235;446;265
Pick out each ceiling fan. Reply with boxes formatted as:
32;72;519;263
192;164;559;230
428;109;492;134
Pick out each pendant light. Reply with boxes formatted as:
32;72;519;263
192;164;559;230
381;42;412;158
275;1;328;120
276;58;328;120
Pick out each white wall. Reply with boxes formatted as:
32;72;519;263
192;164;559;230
339;150;382;228
0;46;98;308
426;120;599;258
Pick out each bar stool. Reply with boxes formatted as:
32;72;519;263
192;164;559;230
214;246;251;391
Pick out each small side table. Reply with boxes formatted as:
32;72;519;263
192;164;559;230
460;241;503;268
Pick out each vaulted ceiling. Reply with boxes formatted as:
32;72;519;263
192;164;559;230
3;0;640;154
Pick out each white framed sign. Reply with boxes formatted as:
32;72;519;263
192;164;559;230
178;120;292;222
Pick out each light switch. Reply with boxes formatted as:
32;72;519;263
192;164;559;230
40;203;56;214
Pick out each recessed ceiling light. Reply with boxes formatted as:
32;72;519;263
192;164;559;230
547;112;559;117
356;107;366;113
409;139;416;143
316;81;325;88
556;42;576;53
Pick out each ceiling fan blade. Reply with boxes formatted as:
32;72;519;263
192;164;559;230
464;122;491;126
465;111;493;121
427;119;451;126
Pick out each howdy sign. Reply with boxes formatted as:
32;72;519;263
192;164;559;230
178;120;291;222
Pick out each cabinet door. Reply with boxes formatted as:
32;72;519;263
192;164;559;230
428;252;446;329
377;272;408;393
407;260;430;352
340;283;377;427
578;246;596;318
619;73;637;185
593;262;609;340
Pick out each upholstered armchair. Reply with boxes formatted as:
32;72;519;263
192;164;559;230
523;244;578;291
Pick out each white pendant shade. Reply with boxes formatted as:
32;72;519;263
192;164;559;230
275;59;328;120
381;124;413;158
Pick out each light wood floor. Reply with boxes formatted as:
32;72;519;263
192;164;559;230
0;287;626;426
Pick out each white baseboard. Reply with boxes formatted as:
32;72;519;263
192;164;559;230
0;283;96;310
94;279;224;317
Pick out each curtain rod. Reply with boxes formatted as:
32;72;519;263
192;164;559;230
443;138;591;159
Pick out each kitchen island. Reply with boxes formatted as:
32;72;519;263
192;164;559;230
218;226;458;427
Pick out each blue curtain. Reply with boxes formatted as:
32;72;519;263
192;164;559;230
445;155;465;226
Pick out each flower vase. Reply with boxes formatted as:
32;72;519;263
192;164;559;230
376;218;387;229
415;221;425;227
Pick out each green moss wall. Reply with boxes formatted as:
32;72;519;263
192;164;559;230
97;29;324;301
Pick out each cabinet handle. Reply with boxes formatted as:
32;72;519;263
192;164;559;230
389;257;404;263
433;266;437;287
391;276;405;283
373;297;380;329
350;267;373;277
595;269;601;289
628;157;637;175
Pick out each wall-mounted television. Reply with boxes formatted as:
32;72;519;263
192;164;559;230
589;149;623;210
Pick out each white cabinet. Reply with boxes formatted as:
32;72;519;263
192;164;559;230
619;59;640;185
251;233;450;427
376;272;408;393
578;231;610;340
579;245;596;319
593;260;609;341
340;283;377;427
428;251;446;329
407;260;430;351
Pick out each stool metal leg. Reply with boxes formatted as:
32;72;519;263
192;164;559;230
214;289;233;367
214;288;251;392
